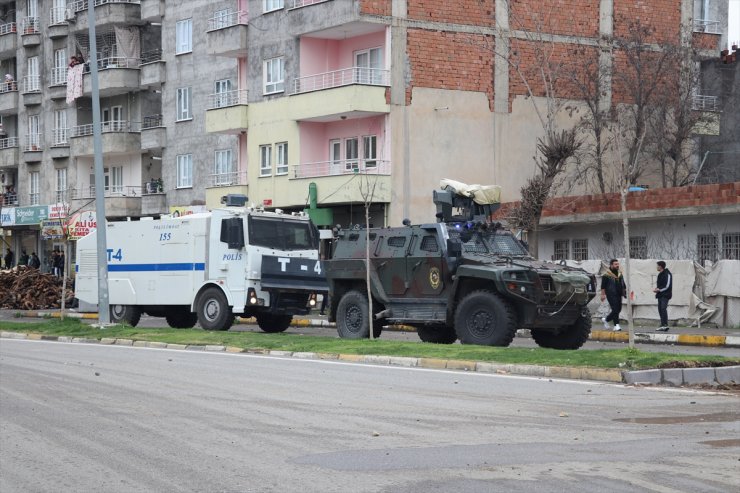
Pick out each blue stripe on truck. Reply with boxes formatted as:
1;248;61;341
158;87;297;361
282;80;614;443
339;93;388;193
107;263;206;272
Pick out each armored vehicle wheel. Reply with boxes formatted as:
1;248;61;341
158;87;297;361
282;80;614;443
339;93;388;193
336;290;382;339
417;326;457;344
531;308;592;350
196;287;234;331
165;308;198;329
110;304;141;327
256;314;292;333
454;290;517;346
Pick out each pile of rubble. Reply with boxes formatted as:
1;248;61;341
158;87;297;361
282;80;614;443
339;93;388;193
0;267;74;310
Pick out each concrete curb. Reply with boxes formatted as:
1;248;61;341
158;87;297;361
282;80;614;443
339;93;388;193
4;329;705;386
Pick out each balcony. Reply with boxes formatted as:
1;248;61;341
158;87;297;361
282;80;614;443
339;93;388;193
23;134;42;162
0;23;17;57
0;137;19;168
21;75;41;106
288;0;332;9
1;191;18;207
48;7;69;38
206;10;248;57
205;171;248;210
69;0;142;32
693;19;721;34
69;186;142;218
70;121;141;157
290;84;390;122
48;67;68;100
141;114;166;150
693;95;720;112
141;0;164;22
294;67;390;95
82;57;141;97
291;159;391;180
20;17;40;47
0;82;18;115
205;90;249;134
141;189;167;216
49;128;70;159
139;50;165;88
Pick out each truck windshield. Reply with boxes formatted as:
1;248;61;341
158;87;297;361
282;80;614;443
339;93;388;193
448;228;529;256
248;217;317;251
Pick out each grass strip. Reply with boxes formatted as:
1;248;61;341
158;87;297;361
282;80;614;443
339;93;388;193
2;319;737;370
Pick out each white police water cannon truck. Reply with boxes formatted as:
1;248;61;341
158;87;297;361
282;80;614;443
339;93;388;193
75;195;328;331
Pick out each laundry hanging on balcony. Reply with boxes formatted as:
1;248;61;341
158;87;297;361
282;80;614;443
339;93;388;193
66;64;84;104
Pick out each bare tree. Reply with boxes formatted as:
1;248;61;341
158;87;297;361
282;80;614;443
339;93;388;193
358;172;379;340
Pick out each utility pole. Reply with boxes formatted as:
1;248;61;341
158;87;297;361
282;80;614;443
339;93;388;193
88;0;110;325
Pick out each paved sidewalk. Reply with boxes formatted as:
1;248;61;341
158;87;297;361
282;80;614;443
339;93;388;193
7;309;740;348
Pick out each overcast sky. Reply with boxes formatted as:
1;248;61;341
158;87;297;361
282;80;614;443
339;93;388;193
730;0;740;48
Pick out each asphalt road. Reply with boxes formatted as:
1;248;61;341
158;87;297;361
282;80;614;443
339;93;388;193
1;340;739;492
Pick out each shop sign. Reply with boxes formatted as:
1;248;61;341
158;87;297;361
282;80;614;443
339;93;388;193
49;203;70;219
169;205;207;217
41;219;65;240
0;207;15;227
15;205;49;225
67;211;97;240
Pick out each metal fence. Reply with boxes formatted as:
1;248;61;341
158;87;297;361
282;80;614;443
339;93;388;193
206;10;248;32
293;67;390;94
290;159;391;179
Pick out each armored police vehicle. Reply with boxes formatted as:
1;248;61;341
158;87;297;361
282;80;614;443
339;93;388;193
75;195;327;331
324;181;596;349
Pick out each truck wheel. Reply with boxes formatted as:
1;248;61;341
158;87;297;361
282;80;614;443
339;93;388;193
336;290;382;339
110;304;141;327
256;314;292;333
531;308;592;350
417;326;457;344
196;287;234;331
165;308;198;329
454;290;517;347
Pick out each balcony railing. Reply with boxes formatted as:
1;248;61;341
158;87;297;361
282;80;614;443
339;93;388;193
140;49;162;65
207;171;247;187
69;185;143;199
50;7;67;25
21;17;39;35
0;22;16;36
692;94;720;112
290;159;391;179
50;67;68;86
0;81;17;93
141;114;163;129
82;56;141;72
52;128;69;146
293;67;390;94
207;89;248;110
693;19;721;35
71;120;140;137
0;136;19;149
70;0;141;12
22;75;41;93
206;10;248;31
24;134;42;152
289;0;331;9
1;193;19;206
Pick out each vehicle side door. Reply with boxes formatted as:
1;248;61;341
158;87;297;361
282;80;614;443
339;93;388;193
372;232;409;297
405;229;447;298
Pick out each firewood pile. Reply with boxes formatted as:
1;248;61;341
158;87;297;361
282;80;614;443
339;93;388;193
0;267;75;310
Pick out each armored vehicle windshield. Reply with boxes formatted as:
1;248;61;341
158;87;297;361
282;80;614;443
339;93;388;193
447;226;529;256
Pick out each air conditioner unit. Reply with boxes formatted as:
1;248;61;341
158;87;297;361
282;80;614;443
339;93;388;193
0;173;13;186
65;8;76;22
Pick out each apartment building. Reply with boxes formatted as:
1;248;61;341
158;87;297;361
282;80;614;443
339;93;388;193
0;0;237;264
201;0;728;231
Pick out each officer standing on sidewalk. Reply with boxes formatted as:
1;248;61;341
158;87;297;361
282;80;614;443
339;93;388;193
601;259;627;331
653;261;673;332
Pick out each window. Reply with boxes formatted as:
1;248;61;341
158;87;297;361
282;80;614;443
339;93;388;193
553;239;569;261
260;145;272;176
420;235;439;253
263;0;284;13
363;135;377;168
214;79;232;108
214;149;233;185
723;233;740;260
176;154;193;188
29;171;39;205
52;49;66;85
354;47;383;84
387;236;406;248
276;142;288;175
248;216;318;251
263;57;284;94
176;19;193;54
53;110;67;145
110;166;123;194
176;87;192;121
330;139;341;168
345;137;358;171
697;234;718;263
56;168;67;203
572;239;588;261
27;115;40;149
27;56;39;91
629;236;647;259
